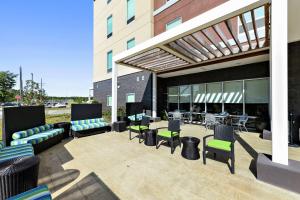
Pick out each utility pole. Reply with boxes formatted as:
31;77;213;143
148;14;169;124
19;66;23;99
31;73;34;92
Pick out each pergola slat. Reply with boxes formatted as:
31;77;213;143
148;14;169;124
213;24;235;54
191;33;219;58
183;36;213;59
143;58;182;68
201;30;226;56
123;48;161;63
151;61;189;71
160;45;197;64
225;19;243;52
264;4;270;47
176;39;208;61
251;10;260;48
169;42;202;62
128;52;169;65
136;54;176;66
239;14;252;49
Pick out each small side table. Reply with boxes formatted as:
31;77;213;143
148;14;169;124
144;129;157;146
55;122;71;139
113;121;127;132
181;137;200;160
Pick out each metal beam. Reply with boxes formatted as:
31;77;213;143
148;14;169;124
201;30;226;56
160;44;197;64
183;36;212;59
251;10;260;48
213;24;235;54
225;19;243;52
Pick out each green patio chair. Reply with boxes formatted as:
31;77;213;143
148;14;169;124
156;120;181;154
128;116;150;143
203;124;235;174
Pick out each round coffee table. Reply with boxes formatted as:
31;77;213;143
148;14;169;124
144;129;157;146
181;137;200;160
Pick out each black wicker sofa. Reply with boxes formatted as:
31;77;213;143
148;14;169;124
70;104;111;138
2;106;63;154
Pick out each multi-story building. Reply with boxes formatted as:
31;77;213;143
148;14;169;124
93;0;229;111
93;0;154;110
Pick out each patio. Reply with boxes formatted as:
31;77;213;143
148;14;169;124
38;121;300;200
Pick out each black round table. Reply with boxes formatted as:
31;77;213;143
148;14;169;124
181;137;200;160
55;122;71;139
144;129;157;146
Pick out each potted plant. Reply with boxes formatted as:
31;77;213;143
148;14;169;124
117;106;126;121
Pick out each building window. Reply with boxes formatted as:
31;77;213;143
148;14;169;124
127;38;135;49
107;0;112;4
107;50;113;73
166;17;182;31
107;95;112;106
107;15;113;38
127;0;135;24
126;93;135;103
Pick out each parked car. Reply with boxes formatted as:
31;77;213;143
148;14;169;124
53;103;66;108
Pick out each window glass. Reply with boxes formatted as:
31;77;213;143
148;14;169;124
127;38;135;49
245;79;269;103
166;17;182;30
223;81;243;115
192;84;205;113
168;86;178;111
127;0;135;22
206;83;222;103
107;0;112;4
179;85;191;111
107;15;113;37
107;96;112;106
107;50;113;73
126;93;135;103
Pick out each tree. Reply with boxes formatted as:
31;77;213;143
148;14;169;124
23;80;46;105
0;71;17;102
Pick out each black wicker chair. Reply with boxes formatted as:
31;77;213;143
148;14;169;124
0;156;40;200
156;120;181;154
128;116;150;143
203;124;235;174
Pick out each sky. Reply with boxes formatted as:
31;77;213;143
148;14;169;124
0;0;93;97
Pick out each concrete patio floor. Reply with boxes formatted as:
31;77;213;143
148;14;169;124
38;121;300;200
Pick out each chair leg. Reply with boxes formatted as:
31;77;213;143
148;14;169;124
156;136;159;149
203;150;206;164
129;130;131;140
170;139;174;154
231;156;235;174
139;132;141;143
213;153;216;160
244;125;248;132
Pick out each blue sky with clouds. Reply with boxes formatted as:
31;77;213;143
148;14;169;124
0;0;93;97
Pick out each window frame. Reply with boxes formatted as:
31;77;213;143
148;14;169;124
166;17;182;31
126;93;136;103
127;38;135;50
107;95;112;107
127;0;135;24
107;15;113;38
107;50;113;73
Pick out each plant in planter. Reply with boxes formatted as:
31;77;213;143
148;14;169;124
117;106;126;121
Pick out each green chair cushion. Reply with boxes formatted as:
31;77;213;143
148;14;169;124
207;139;231;151
129;125;149;131
157;130;178;138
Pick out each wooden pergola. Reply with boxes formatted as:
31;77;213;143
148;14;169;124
115;1;270;75
112;0;290;167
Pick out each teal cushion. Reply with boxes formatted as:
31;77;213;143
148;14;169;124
128;125;149;131
8;185;52;200
0;144;34;163
207;139;232;151
0;141;4;149
11;128;64;146
12;124;54;139
71;122;109;131
157;130;178;138
71;118;105;125
128;113;145;121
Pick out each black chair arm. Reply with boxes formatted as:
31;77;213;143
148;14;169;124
203;134;214;148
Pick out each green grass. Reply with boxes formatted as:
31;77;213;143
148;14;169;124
0;114;71;141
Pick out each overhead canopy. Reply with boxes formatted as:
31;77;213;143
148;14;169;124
114;0;270;75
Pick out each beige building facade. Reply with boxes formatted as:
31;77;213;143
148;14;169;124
93;0;154;83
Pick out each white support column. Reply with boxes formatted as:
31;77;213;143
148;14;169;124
111;61;118;123
271;0;288;165
152;73;157;118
